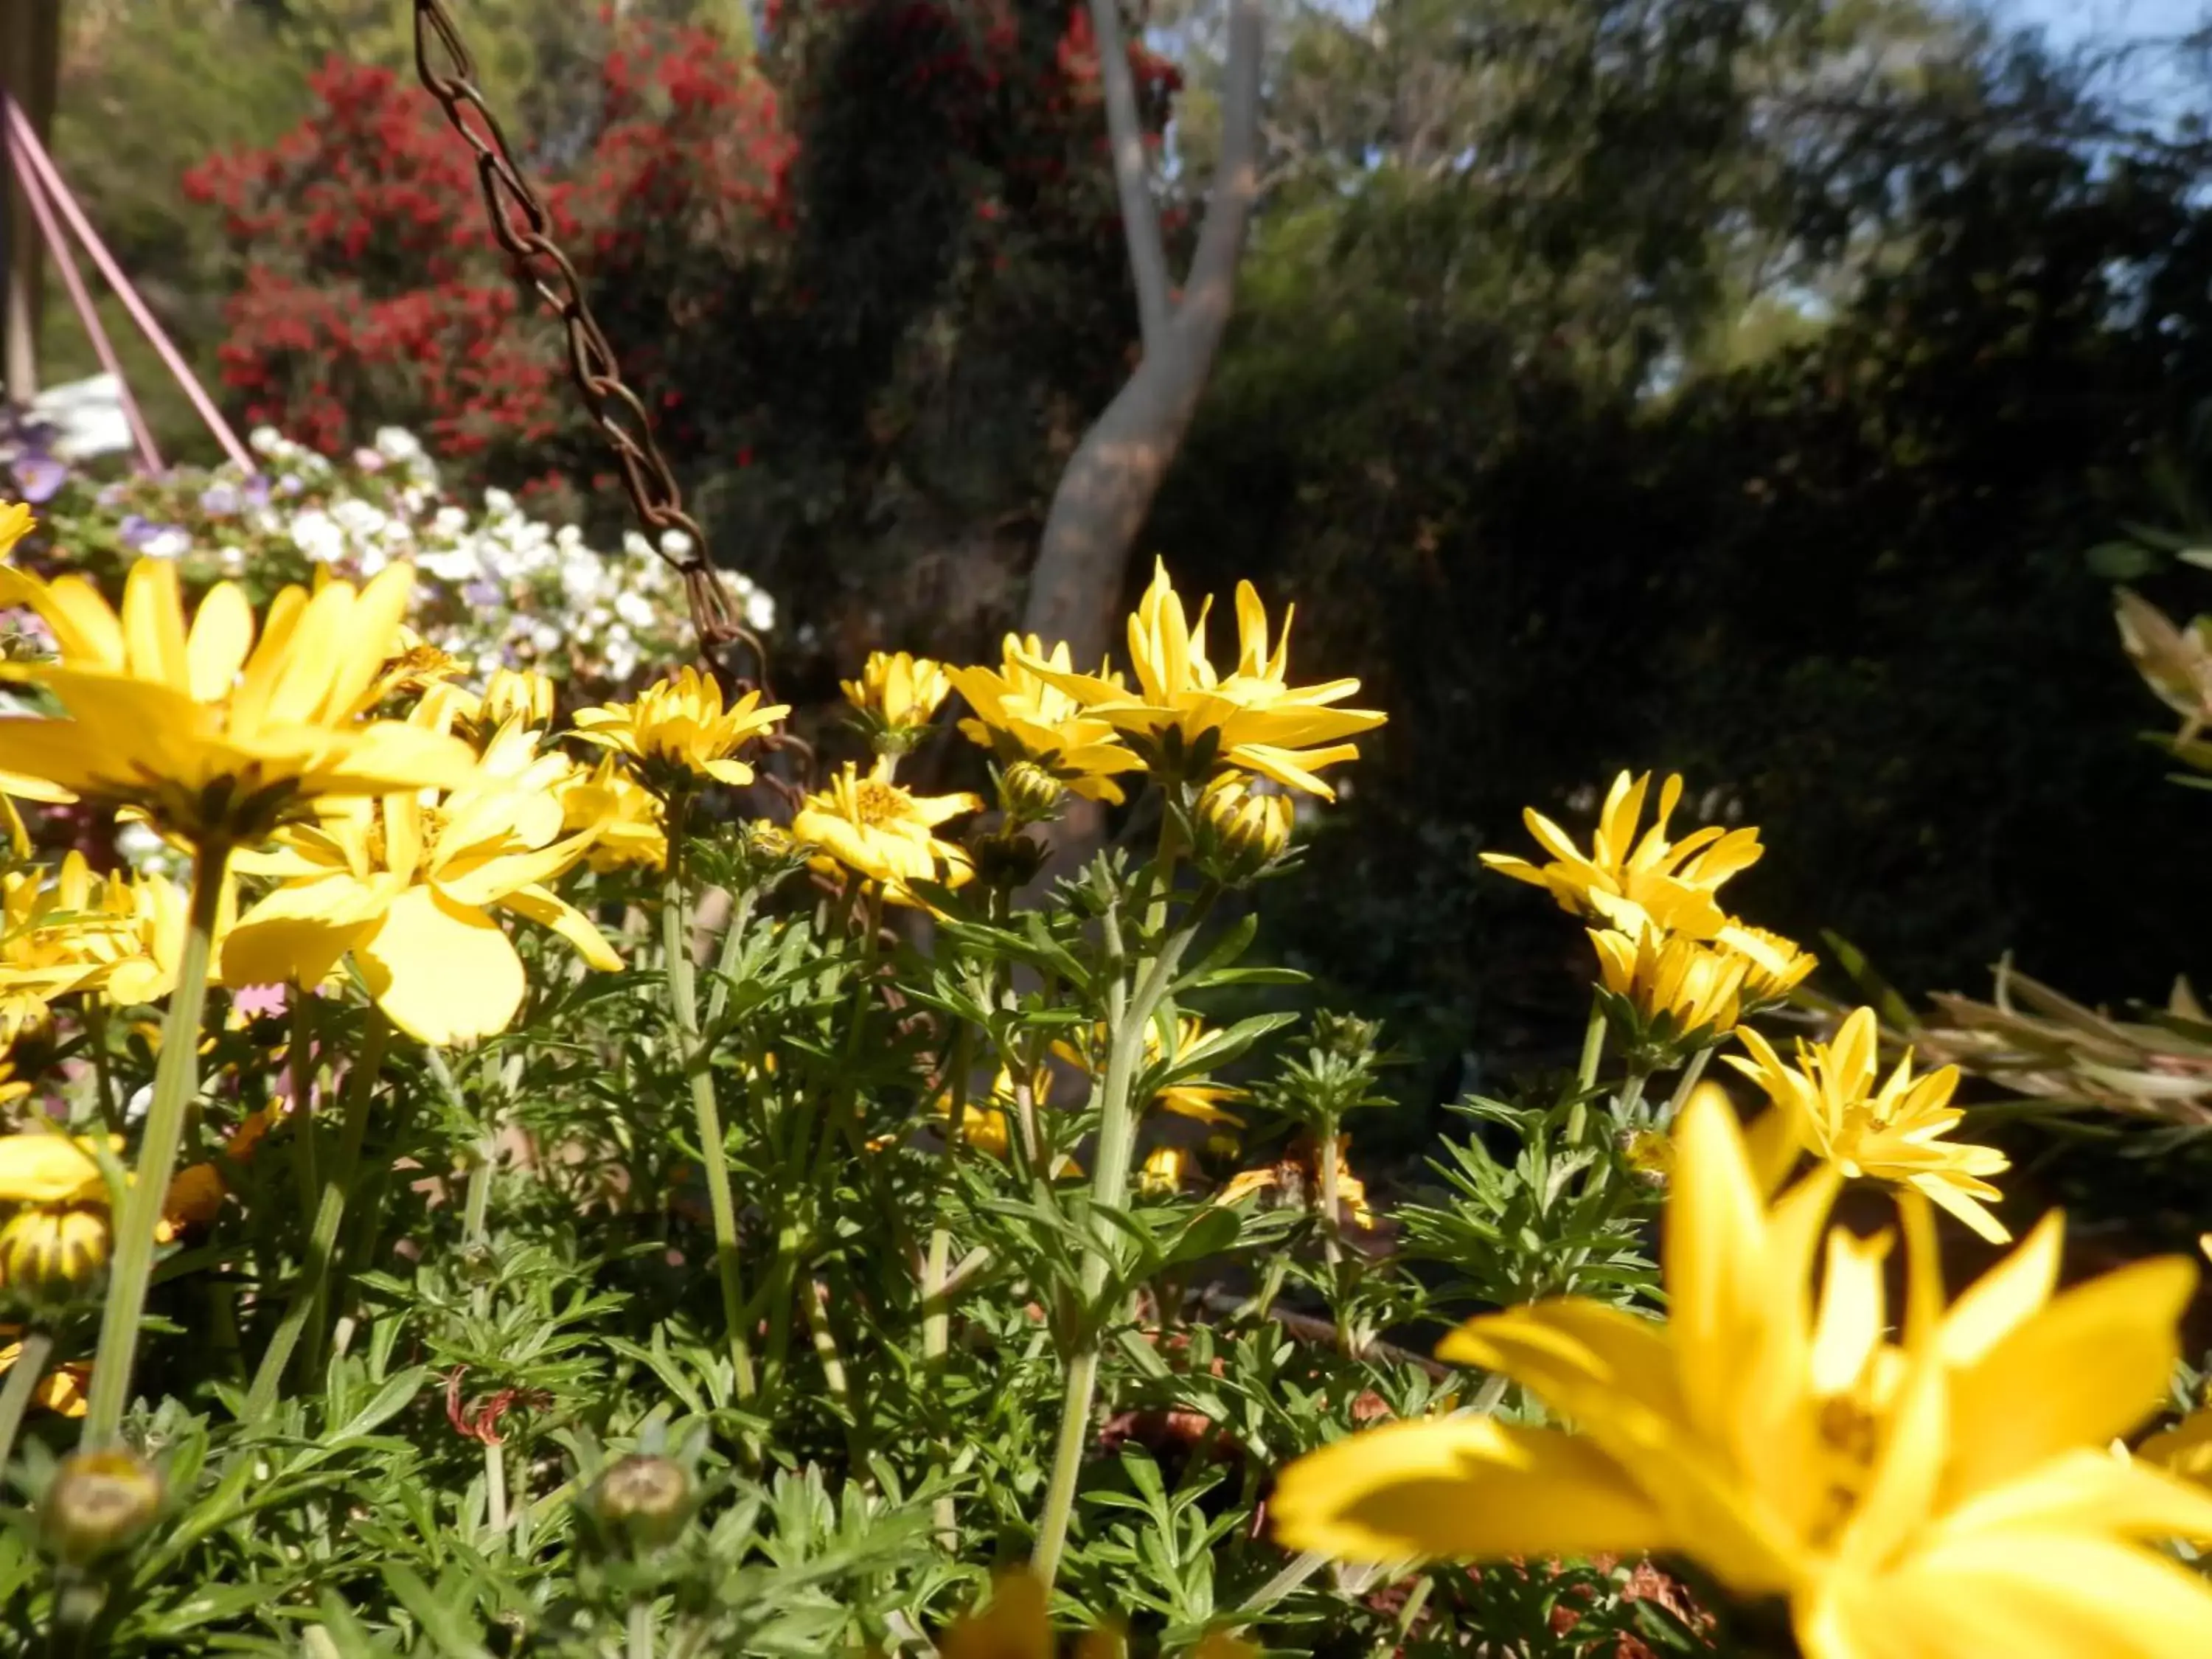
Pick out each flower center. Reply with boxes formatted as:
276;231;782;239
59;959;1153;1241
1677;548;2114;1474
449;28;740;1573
853;780;909;826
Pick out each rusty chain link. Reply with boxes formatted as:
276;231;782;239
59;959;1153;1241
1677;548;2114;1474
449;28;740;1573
410;0;772;698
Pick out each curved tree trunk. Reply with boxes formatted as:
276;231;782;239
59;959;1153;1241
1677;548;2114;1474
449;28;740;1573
1019;0;1267;676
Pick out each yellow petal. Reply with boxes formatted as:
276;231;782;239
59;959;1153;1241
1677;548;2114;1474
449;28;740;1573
185;582;255;703
0;1133;114;1205
503;883;622;973
1270;1414;1674;1565
1938;1209;2062;1368
2138;1408;2212;1488
221;875;386;990
1946;1253;2197;1500
355;887;525;1046
120;559;191;694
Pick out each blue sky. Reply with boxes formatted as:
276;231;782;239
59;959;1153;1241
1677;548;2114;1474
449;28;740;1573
2000;0;2201;44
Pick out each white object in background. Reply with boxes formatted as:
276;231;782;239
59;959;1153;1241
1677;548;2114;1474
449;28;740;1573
31;372;135;462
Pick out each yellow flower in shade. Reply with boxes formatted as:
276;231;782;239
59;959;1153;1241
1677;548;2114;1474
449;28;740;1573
1052;1013;1248;1125
1728;1006;2011;1243
1481;771;1766;948
937;1571;1124;1659
1014;561;1385;798
0;855;231;1036
1192;773;1293;881
949;634;1142;804
791;761;981;905
1590;925;1748;1041
0;502;32;557
1270;1091;2212;1659
1220;1133;1374;1228
936;1096;1014;1158
220;713;621;1044
0;1329;88;1417
556;754;667;873
570;666;787;796
0;1128;215;1292
843;650;950;732
0;560;479;845
1138;1143;1195;1196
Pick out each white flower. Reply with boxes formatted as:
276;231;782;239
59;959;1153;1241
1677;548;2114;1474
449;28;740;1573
420;545;480;583
139;526;192;560
374;426;425;462
658;527;695;560
432;505;470;538
285;508;345;565
614;589;656;630
623;530;654;560
483;487;518;518
248;425;284;456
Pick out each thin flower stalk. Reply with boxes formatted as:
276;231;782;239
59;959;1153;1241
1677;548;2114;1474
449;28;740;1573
1032;864;1220;1585
83;839;227;1445
0;1329;54;1474
243;1009;389;1422
659;793;757;1404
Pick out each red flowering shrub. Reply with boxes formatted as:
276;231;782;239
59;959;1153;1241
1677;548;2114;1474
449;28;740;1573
185;21;791;481
187;2;1183;592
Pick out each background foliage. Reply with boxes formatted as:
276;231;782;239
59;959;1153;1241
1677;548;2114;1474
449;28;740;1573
35;0;2212;1107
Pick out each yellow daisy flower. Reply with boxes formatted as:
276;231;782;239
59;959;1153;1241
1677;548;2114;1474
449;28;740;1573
0;1328;89;1417
0;560;479;847
220;712;620;1045
555;754;668;873
1590;924;1749;1042
1220;1132;1374;1228
949;634;1142;804
1728;1006;2011;1242
1014;560;1385;798
1271;1091;2212;1659
842;650;950;732
1052;1013;1248;1125
790;761;981;906
570;665;787;796
1481;771;1765;947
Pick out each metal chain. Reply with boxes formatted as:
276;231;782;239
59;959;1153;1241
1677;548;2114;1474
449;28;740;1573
410;0;767;689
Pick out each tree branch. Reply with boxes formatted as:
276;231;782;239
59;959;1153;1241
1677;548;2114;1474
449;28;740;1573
1089;0;1174;355
1018;0;1265;671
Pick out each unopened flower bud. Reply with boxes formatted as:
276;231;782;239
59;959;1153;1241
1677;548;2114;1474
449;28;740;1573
998;760;1065;825
41;1449;163;1564
1193;776;1293;883
0;1206;111;1300
970;827;1048;889
591;1453;692;1551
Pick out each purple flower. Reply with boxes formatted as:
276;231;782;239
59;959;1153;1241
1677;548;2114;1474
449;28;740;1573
198;481;243;517
464;578;503;608
13;453;66;504
118;514;188;553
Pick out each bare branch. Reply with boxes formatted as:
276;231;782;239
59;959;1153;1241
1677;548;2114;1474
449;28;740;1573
1089;0;1174;355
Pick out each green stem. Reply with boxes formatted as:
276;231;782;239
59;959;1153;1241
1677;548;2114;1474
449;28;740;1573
660;796;757;1404
1565;997;1607;1146
83;839;228;1446
1615;1064;1652;1126
1662;1043;1716;1125
84;1004;119;1135
627;1599;654;1659
243;1009;388;1422
922;1024;969;1547
1031;879;1218;1587
287;990;319;1258
0;1330;54;1474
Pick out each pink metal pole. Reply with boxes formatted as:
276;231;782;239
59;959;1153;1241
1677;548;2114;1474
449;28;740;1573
2;96;253;474
7;138;163;473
